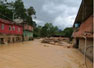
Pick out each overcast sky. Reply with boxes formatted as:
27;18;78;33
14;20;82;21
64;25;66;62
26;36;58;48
7;0;82;30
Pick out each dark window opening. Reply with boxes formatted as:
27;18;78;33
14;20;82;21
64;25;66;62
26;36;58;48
1;24;4;30
9;26;12;31
75;38;79;48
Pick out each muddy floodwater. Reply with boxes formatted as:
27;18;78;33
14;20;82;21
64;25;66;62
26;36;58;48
0;39;92;68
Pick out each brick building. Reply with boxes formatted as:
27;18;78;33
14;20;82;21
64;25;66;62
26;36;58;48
72;0;93;61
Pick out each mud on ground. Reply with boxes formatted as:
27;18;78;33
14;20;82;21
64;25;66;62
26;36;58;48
0;39;93;68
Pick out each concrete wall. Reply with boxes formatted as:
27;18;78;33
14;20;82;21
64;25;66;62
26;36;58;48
23;30;33;41
23;31;33;37
0;35;22;44
79;38;93;61
72;39;76;45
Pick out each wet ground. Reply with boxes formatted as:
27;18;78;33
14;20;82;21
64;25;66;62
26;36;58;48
0;39;92;68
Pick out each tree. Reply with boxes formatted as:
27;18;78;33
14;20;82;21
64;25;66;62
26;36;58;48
40;23;59;37
41;26;48;37
0;1;13;20
13;0;36;27
26;7;36;27
33;26;42;37
33;23;73;38
61;27;73;38
27;6;36;16
14;0;26;19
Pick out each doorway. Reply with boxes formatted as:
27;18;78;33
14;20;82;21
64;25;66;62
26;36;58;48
75;38;79;48
0;38;4;44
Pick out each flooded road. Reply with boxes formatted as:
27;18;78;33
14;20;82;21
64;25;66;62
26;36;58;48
0;39;92;68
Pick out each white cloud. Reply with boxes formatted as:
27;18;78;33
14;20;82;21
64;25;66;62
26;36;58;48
33;19;45;26
7;0;81;29
53;15;76;30
42;1;79;29
42;1;79;14
42;2;67;14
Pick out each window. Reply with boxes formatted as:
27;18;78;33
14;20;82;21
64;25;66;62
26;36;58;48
9;26;12;31
13;26;15;31
18;28;20;32
75;23;81;28
1;24;4;30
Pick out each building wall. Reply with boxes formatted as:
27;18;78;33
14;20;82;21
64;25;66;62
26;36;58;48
0;35;22;44
73;15;93;61
23;30;33;41
24;24;33;31
0;23;23;35
72;38;79;48
73;15;93;38
78;38;93;61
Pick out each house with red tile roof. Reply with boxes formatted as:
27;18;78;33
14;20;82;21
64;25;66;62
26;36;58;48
72;0;93;61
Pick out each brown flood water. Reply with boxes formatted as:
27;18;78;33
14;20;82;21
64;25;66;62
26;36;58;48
0;39;93;68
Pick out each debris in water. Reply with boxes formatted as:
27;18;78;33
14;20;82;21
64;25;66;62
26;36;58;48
43;45;49;47
41;37;73;48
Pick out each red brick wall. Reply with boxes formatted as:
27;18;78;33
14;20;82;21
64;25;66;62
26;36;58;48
73;15;93;38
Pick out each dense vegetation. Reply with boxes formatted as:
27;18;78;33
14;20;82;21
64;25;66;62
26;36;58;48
34;23;73;38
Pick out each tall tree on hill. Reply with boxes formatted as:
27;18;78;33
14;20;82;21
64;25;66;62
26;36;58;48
14;0;26;19
27;6;36;16
26;6;36;27
13;0;36;27
0;0;13;20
